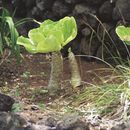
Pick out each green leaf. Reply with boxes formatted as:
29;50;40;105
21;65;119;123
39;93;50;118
2;8;10;17
36;35;62;52
5;16;19;45
59;17;77;46
28;28;45;45
0;8;21;61
116;25;130;45
12;103;22;112
17;36;37;53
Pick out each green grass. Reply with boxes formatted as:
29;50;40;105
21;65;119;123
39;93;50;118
66;56;130;117
0;7;33;63
75;13;130;117
71;83;127;116
0;8;20;61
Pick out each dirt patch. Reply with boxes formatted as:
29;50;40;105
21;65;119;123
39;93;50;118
0;53;113;87
0;53;118;123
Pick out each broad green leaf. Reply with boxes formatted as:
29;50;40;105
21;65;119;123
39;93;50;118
45;29;64;45
59;17;77;46
17;16;77;53
40;19;55;28
28;28;45;45
29;27;63;52
37;35;62;52
40;19;57;37
17;36;37;53
116;25;130;45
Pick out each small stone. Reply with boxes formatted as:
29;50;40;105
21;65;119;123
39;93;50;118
81;27;91;37
0;93;15;112
84;0;106;6
0;112;27;130
64;0;82;4
73;4;89;15
113;0;130;22
36;0;54;11
25;124;54;130
12;127;25;130
99;1;113;22
37;117;57;127
52;0;71;18
31;105;40;110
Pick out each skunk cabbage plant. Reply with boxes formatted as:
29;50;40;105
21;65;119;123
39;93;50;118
17;16;77;93
17;16;77;53
116;25;130;45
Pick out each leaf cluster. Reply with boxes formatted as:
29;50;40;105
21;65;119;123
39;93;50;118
17;17;77;53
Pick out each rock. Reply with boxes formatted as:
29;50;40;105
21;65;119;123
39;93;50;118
113;0;130;22
85;0;107;6
80;37;101;57
42;11;56;20
99;1;113;22
0;93;15;112
0;0;2;4
81;27;91;37
0;112;27;130
52;0;72;18
97;23;115;41
10;127;25;130
25;125;54;130
29;0;55;20
73;4;97;15
23;0;35;9
56;113;89;130
31;7;42;19
73;4;87;14
73;4;98;28
12;0;28;17
110;0;117;4
36;0;54;11
26;114;90;130
75;17;85;31
37;116;57;127
111;123;126;130
57;120;89;130
64;0;82;4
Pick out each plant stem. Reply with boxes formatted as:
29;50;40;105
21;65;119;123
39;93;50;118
68;48;81;88
48;51;63;93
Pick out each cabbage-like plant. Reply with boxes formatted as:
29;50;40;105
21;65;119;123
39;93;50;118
17;17;77;53
17;16;78;93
